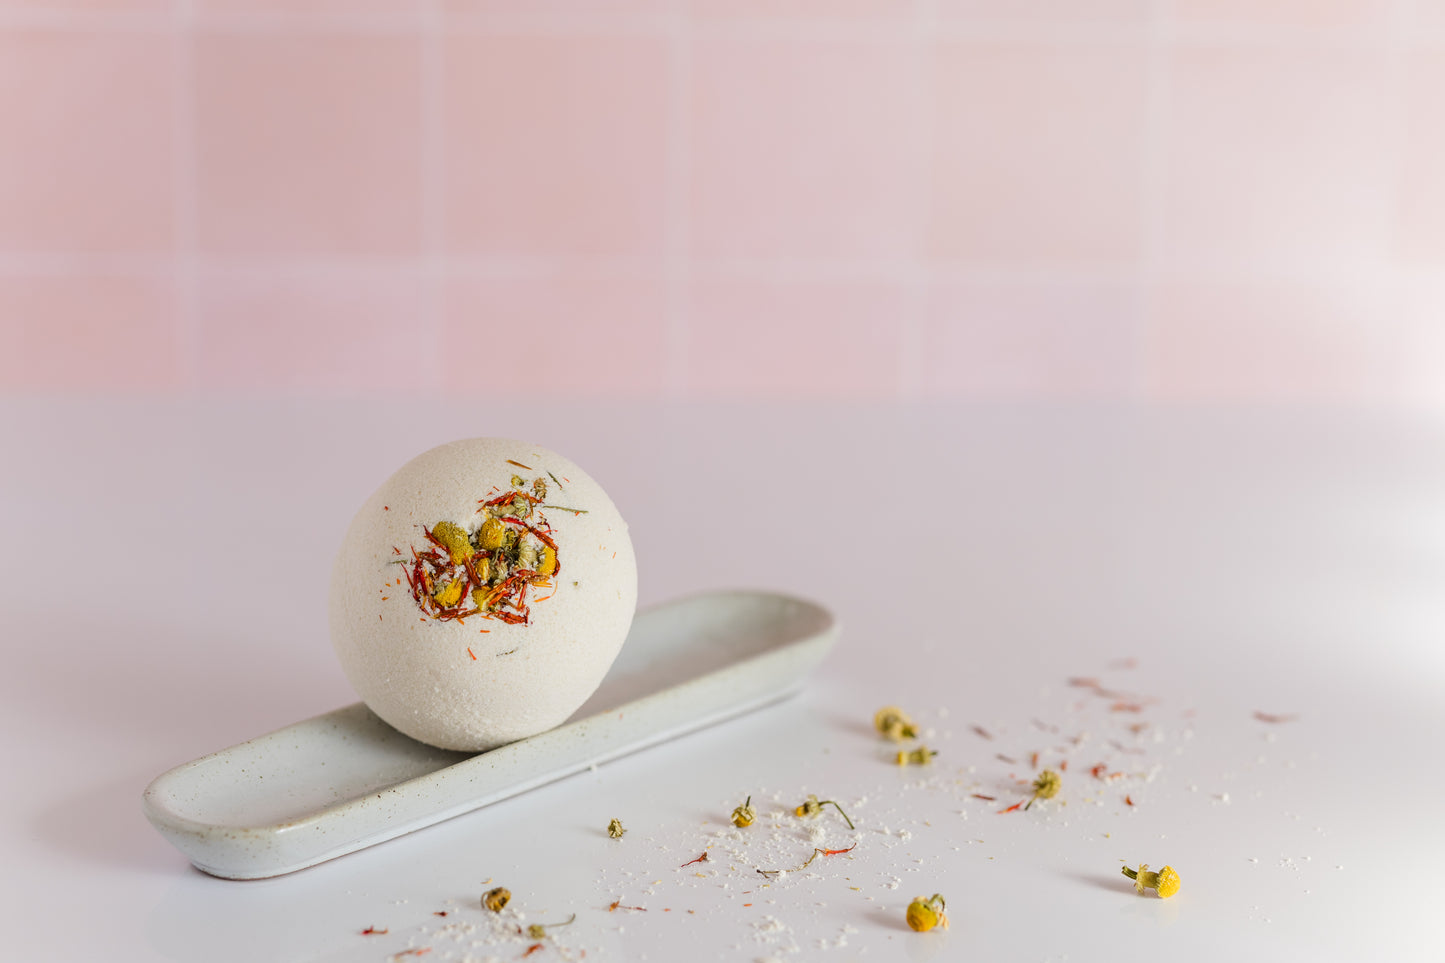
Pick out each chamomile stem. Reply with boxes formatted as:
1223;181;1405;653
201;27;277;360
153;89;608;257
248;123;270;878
823;800;855;830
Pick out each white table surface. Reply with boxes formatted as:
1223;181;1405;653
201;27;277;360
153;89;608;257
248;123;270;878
2;399;1442;962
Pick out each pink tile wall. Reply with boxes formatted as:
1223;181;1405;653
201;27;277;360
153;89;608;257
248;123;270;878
443;31;670;257
686;278;908;398
194;31;425;256
935;1;1150;25
1170;0;1392;29
1398;51;1445;263
443;274;669;396
691;33;922;261
0;274;179;390
929;40;1149;265
195;270;435;391
1142;280;1393;403
922;281;1139;399
0;27;176;253
1159;44;1394;271
0;2;1440;407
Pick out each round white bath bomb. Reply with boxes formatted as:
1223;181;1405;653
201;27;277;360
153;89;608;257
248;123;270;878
329;438;637;751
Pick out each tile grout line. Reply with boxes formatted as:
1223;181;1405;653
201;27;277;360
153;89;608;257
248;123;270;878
2;8;1440;49
897;0;936;403
8;252;1410;286
663;5;691;401
1134;0;1174;405
422;0;445;391
173;0;198;391
1378;0;1416;407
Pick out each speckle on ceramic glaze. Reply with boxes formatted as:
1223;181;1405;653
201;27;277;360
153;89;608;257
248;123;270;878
329;438;637;751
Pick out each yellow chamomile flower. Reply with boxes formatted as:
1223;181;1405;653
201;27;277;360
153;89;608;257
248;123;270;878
1025;769;1061;809
896;746;938;766
482;887;511;912
607;818;626;839
731;795;756;828
906;894;948;932
1121;863;1181;898
793;794;855;830
874;706;920;742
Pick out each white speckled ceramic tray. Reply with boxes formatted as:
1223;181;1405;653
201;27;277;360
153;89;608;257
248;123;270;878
142;590;837;880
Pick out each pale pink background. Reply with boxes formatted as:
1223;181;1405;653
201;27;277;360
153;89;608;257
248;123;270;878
1;1;1441;403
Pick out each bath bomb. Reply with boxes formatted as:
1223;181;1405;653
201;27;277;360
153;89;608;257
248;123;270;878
329;438;637;751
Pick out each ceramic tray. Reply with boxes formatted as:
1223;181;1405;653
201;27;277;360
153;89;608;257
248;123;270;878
142;590;837;879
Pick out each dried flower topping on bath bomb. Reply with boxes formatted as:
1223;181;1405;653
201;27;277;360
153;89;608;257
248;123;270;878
329;439;637;751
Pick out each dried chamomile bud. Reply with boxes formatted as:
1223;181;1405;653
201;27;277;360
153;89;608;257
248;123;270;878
477;517;507;551
896;746;938;766
906;893;948;932
430;520;474;564
1155;865;1181;898
1122;863;1180;898
432;578;464;608
482;887;511;912
1025;769;1061;809
607;818;626;839
731;795;756;828
792;794;855;830
874;706;919;742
